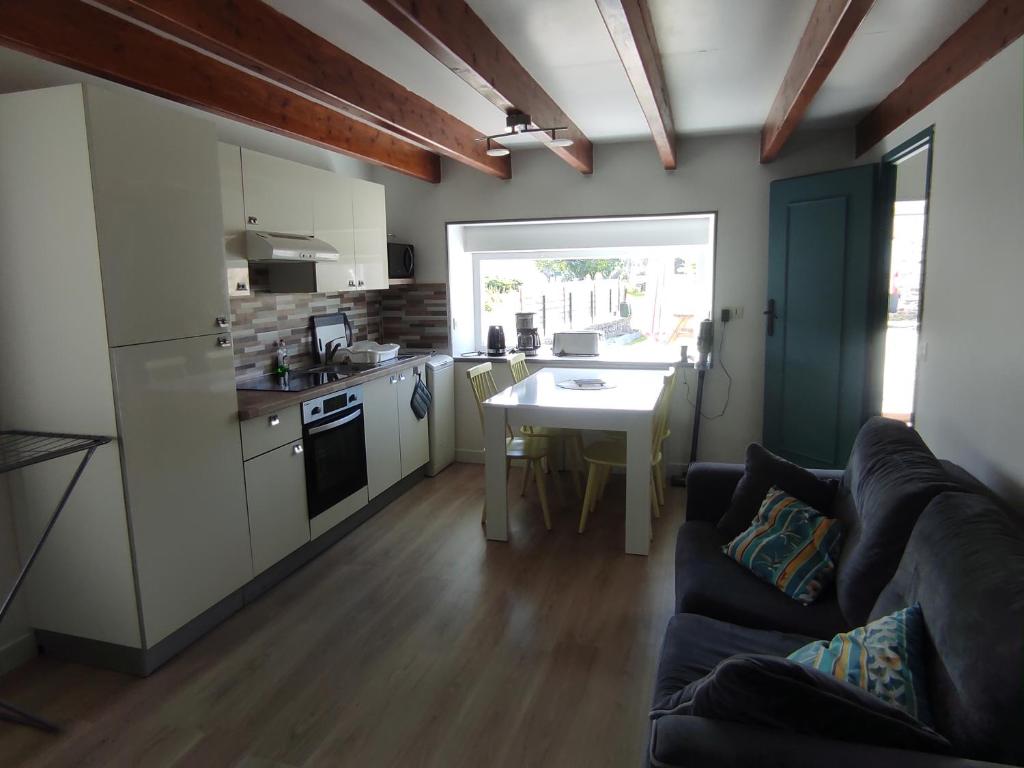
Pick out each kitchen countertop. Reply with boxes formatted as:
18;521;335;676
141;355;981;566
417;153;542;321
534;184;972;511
236;353;432;421
454;346;689;369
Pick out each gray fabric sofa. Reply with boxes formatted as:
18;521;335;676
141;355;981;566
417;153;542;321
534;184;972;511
649;418;1024;767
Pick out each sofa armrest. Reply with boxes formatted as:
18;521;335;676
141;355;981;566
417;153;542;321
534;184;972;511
684;463;745;526
650;717;1004;768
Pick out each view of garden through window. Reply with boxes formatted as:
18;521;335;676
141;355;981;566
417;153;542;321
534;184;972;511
476;242;714;357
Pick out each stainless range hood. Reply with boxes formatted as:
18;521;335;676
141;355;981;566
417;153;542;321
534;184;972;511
245;231;339;262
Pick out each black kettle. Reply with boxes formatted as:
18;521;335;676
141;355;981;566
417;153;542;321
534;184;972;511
487;325;506;356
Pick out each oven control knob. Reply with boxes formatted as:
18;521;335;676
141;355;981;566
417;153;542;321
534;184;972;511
348;394;356;402
311;406;321;415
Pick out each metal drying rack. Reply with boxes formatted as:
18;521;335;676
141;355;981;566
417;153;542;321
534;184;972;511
0;430;112;733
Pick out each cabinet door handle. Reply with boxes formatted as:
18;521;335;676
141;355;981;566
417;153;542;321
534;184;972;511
217;336;231;348
348;280;356;287
216;316;228;328
247;215;258;225
399;373;407;381
389;375;397;384
293;443;304;455
358;280;365;287
268;415;280;427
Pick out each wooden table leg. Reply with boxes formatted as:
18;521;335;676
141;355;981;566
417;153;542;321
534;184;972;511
624;417;652;555
483;403;509;541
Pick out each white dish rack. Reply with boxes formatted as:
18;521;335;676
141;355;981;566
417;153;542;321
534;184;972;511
335;341;401;365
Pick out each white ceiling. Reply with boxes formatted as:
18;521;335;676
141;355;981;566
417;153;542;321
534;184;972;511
0;0;989;156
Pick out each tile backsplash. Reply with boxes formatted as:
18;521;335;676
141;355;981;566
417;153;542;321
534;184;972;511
229;283;448;379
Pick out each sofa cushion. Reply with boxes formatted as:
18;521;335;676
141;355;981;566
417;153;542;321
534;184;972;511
834;417;962;625
869;492;1024;764
723;486;844;605
675;521;849;637
654;653;950;754
718;442;839;539
651;613;812;714
788;605;932;724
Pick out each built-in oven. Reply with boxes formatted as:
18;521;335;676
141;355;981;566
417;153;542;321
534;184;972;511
301;386;368;520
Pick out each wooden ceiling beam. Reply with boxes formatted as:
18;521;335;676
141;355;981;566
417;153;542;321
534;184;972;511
760;0;874;163
0;0;441;183
856;0;1024;156
595;0;676;169
363;0;594;175
92;0;509;180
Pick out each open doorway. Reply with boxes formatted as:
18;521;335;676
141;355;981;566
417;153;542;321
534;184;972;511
880;129;933;426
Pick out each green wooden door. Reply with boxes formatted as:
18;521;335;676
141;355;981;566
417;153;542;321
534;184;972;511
764;165;881;468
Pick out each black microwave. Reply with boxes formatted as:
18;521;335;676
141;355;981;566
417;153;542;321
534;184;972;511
387;242;415;280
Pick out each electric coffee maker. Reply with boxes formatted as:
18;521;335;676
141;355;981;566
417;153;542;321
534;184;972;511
515;312;541;356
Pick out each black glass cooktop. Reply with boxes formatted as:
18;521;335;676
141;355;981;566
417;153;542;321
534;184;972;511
236;369;350;393
236;355;418;393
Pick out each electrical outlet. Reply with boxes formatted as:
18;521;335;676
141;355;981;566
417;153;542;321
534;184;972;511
720;305;745;321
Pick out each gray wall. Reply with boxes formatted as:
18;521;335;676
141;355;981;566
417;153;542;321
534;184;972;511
862;39;1024;507
373;129;858;463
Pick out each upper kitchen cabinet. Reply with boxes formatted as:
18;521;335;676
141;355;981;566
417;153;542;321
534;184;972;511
84;86;229;346
352;178;389;291
241;148;315;236
313;173;356;293
219;143;250;298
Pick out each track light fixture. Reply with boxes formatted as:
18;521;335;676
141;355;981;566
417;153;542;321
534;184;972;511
477;110;574;156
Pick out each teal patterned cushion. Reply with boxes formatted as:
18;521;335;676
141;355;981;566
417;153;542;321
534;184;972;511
788;605;933;726
722;486;843;604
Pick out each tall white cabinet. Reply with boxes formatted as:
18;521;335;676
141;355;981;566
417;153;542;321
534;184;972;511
0;84;250;660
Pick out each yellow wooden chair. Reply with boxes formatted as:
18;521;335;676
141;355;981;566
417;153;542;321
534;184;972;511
506;353;586;496
467;362;554;530
577;369;677;534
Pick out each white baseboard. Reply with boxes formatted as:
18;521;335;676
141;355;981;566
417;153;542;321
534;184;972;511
0;631;36;676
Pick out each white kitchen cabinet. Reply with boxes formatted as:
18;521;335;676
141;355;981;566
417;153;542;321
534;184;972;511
85;86;230;346
111;334;252;646
244;440;310;574
240;406;302;461
240;148;315;235
363;374;402;499
363;365;429;500
352;178;389;291
397;368;430;476
219;143;250;297
314;174;356;291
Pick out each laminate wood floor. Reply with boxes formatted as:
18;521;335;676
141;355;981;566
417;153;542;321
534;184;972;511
0;463;684;767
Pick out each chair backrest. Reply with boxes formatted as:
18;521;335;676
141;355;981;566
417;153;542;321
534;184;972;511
652;369;677;454
507;352;530;383
466;362;499;431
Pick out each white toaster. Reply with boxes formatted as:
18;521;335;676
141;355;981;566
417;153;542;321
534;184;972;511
552;331;601;356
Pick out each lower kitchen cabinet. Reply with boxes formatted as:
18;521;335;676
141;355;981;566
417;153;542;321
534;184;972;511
244;440;310;575
397;369;430;477
363;366;430;500
363;374;402;499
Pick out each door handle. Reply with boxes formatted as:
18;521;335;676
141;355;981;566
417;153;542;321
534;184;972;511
399;373;407;381
216;316;229;329
764;299;777;337
293;443;304;455
307;409;362;435
268;415;280;427
217;336;231;348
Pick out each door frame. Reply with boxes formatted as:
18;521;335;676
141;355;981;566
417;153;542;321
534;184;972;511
874;126;935;425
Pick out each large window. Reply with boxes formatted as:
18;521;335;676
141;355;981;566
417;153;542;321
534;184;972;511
451;214;716;358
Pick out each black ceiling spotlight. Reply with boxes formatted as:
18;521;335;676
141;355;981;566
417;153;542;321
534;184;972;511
478;110;574;157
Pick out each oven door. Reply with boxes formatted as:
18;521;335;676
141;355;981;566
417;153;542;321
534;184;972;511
302;402;368;519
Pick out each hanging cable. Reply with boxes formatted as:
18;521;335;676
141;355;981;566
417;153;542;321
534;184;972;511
683;320;733;420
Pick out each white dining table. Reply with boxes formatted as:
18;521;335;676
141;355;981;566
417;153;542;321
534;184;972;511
482;366;673;556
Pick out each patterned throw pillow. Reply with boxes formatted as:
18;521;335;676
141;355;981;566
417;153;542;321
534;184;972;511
788;605;933;725
722;486;843;604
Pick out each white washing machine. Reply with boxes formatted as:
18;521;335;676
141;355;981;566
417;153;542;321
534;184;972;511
425;355;455;476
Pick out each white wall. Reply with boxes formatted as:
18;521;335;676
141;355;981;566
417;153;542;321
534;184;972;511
862;40;1024;507
373;129;857;462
